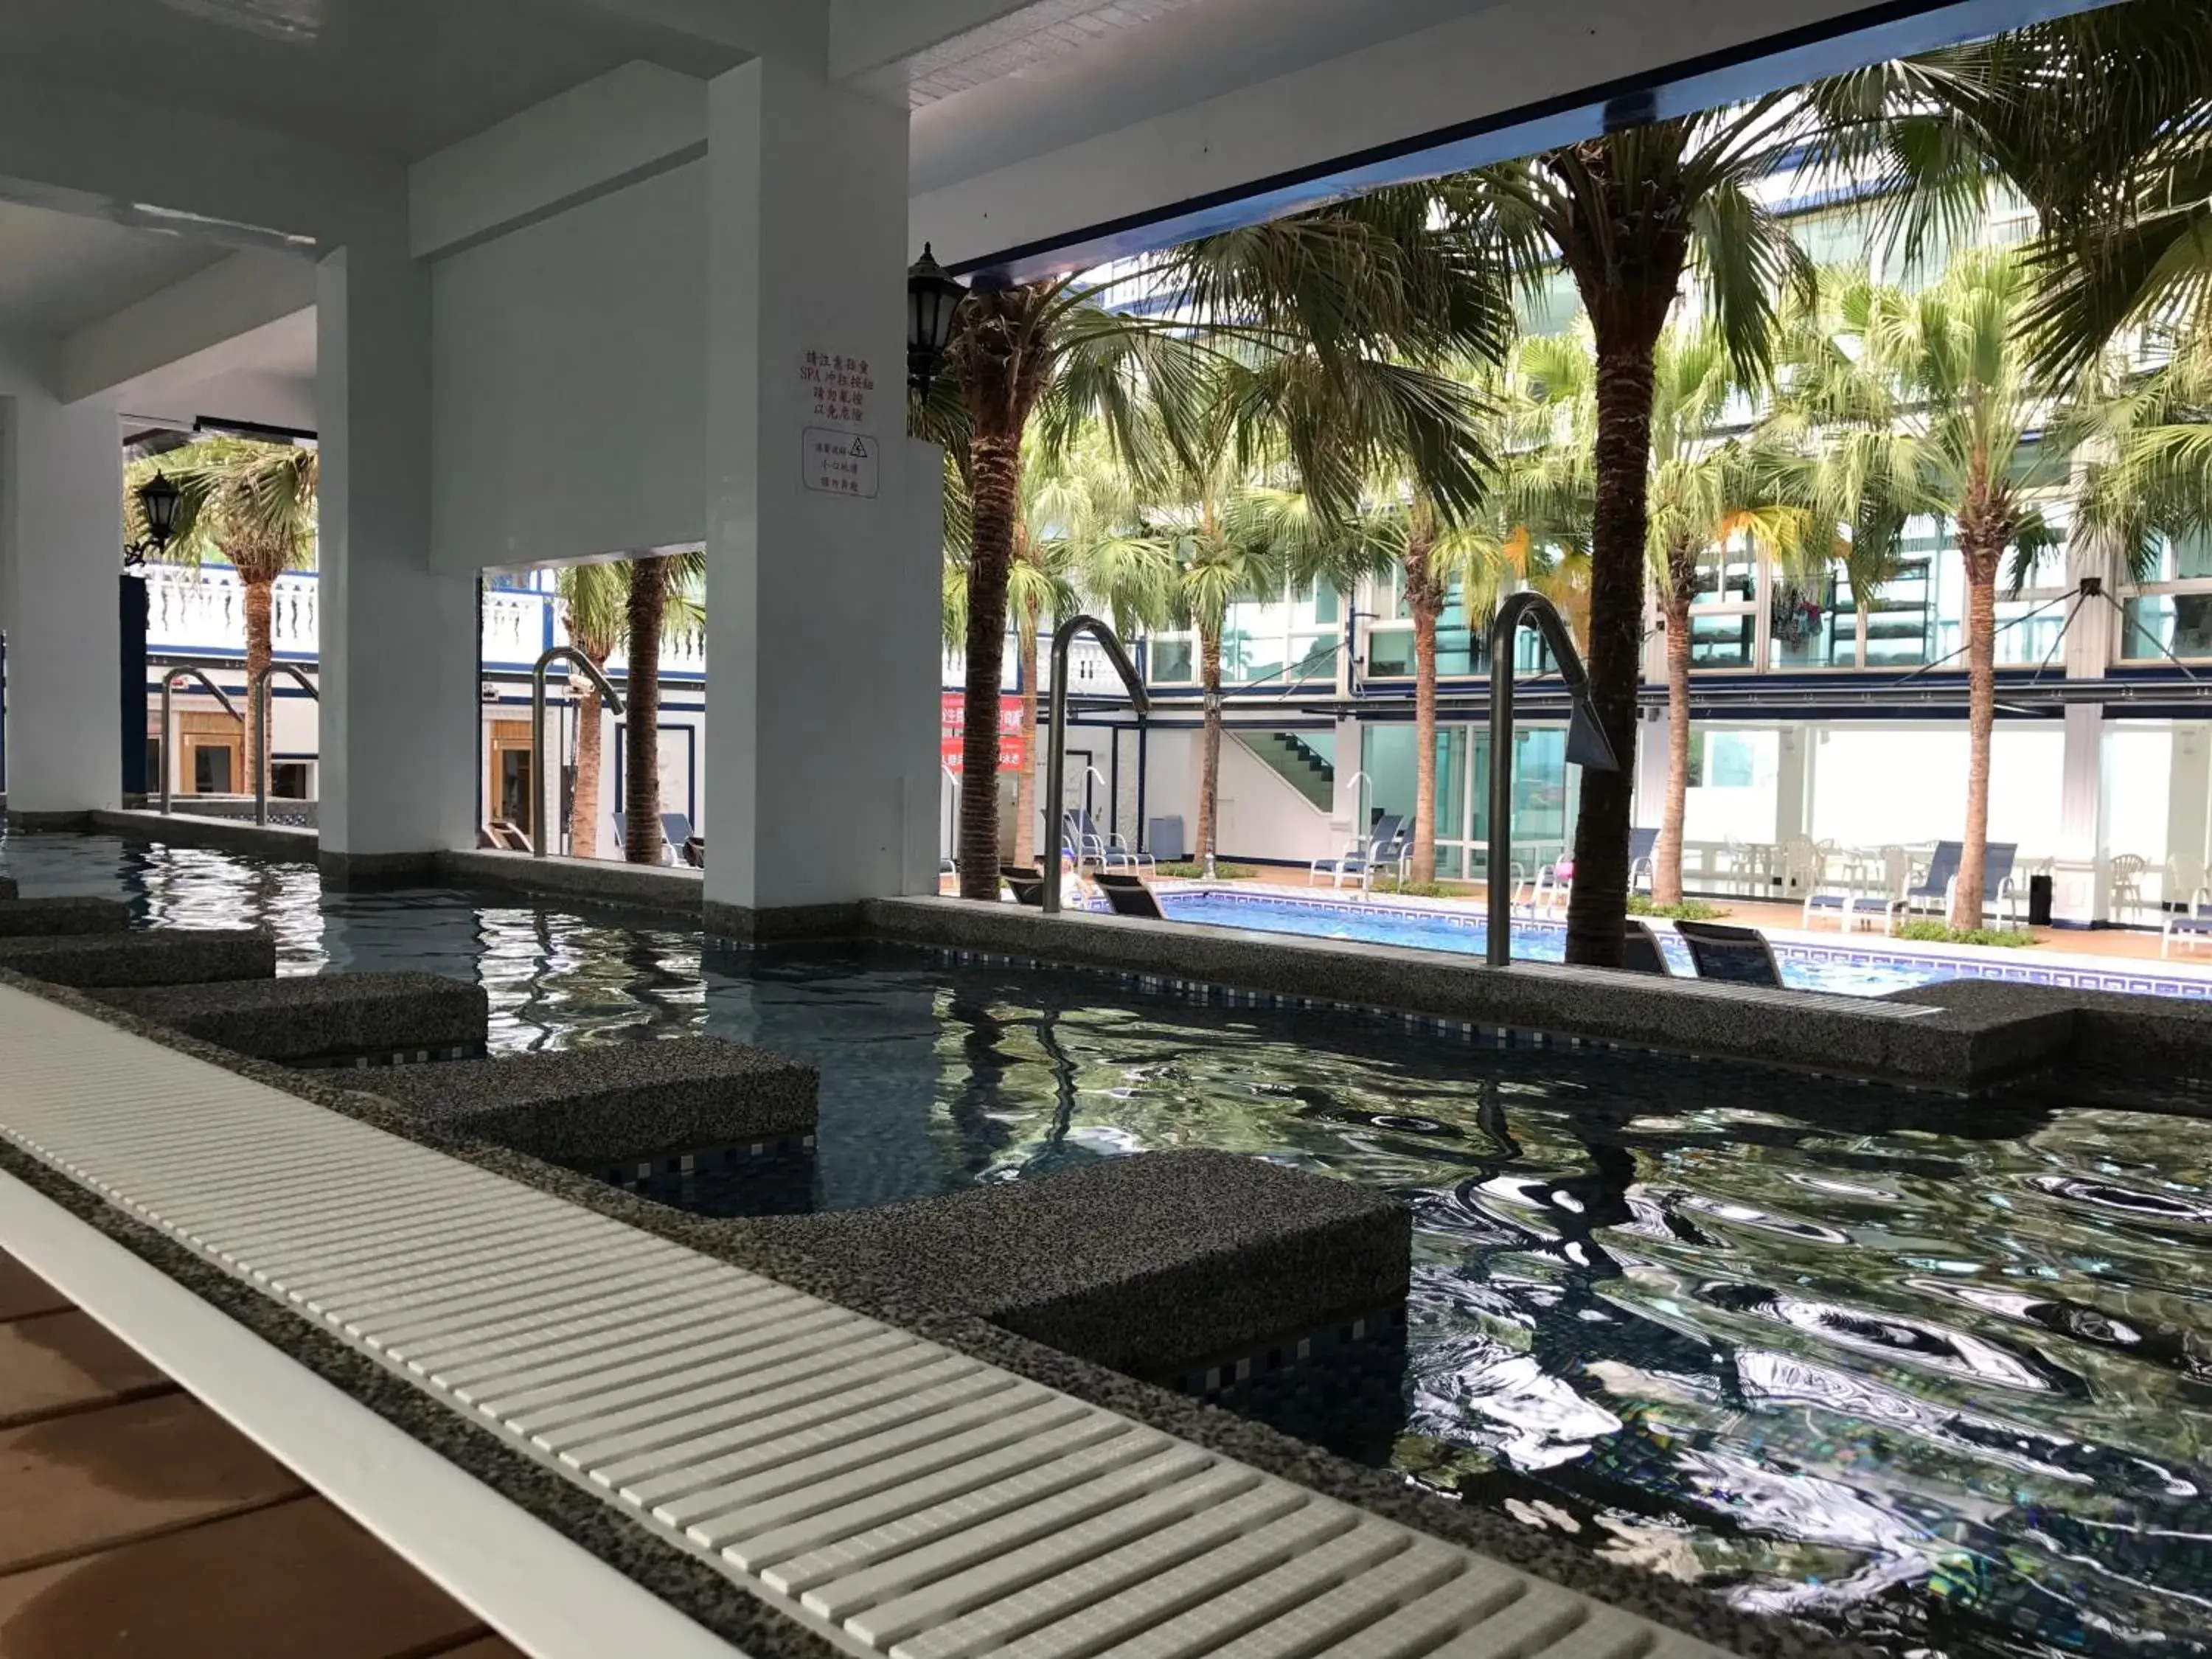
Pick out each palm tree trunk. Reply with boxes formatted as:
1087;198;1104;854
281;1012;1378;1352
960;431;1021;898
1653;584;1694;907
570;670;604;858
1564;332;1660;967
1953;549;1999;930
1013;601;1040;869
623;557;667;866
1197;626;1222;866
243;574;273;800
1407;543;1444;886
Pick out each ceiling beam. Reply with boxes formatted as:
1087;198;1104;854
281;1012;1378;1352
410;62;707;260
58;249;316;406
914;0;2051;275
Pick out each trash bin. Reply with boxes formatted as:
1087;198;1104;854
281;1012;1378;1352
2028;872;2054;927
1147;815;1185;863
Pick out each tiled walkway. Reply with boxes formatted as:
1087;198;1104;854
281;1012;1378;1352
0;1249;522;1659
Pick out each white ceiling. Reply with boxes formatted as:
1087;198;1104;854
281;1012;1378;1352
0;0;742;161
0;201;229;340
908;0;1500;192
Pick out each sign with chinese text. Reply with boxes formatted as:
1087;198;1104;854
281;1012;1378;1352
799;349;874;428
941;692;1026;775
803;428;878;498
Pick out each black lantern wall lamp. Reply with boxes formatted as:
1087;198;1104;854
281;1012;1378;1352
906;243;969;401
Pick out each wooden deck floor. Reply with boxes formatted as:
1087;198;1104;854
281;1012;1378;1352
0;1248;523;1659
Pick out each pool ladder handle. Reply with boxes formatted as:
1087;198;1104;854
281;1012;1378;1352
250;662;321;827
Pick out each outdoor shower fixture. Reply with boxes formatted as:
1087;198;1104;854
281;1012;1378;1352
529;646;625;858
1486;591;1621;966
1043;616;1150;915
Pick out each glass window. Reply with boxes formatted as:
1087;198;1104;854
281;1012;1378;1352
1150;639;1194;682
2123;595;2212;661
1312;580;1340;627
1366;626;1415;678
1772;571;1852;668
1689;611;1756;668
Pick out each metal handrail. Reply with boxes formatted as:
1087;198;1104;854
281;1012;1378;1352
250;662;320;825
530;646;625;859
157;667;245;815
1486;592;1620;966
1043;616;1149;914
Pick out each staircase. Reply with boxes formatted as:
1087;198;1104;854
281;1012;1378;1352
1244;731;1335;813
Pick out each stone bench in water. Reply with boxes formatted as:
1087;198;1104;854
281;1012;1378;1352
0;929;274;988
95;972;489;1068
748;1150;1411;1399
0;897;126;937
366;1037;818;1167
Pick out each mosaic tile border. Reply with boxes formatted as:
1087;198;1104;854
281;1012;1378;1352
292;1042;486;1071
1166;1307;1411;1397
923;947;1962;1095
597;1132;817;1188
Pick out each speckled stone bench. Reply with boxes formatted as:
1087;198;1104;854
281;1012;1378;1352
0;897;131;937
364;1037;818;1167
0;928;275;988
748;1149;1411;1385
93;972;489;1068
0;875;18;901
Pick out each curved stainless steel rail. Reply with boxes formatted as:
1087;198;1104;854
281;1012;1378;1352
250;662;320;826
1042;616;1150;914
157;668;245;816
1486;591;1621;966
529;646;625;858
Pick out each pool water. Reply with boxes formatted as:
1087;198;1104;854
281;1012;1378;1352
1157;890;1952;997
7;832;2211;1659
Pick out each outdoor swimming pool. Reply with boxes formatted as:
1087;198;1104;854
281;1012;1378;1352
4;830;2208;1659
1153;888;1948;995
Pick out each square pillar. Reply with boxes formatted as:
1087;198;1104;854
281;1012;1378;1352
0;388;122;818
700;58;937;941
316;237;476;876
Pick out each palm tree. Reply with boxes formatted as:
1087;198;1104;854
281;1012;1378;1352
128;437;316;797
924;187;1510;900
1775;251;2065;928
1537;322;1821;905
619;549;705;865
554;563;627;857
1156;467;1287;870
1460;104;1817;962
1834;1;2212;380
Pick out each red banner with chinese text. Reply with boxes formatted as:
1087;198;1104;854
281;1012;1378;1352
941;692;1026;775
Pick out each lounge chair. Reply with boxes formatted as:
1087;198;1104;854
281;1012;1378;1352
2166;888;2212;958
1621;919;1672;975
1062;809;1151;872
660;813;693;861
481;818;531;853
1673;919;1784;988
1627;827;1659;894
1001;863;1048;907
1093;869;1166;919
1888;841;2020;930
1311;815;1411;891
680;835;705;869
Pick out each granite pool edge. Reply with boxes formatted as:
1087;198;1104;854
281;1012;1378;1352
0;967;1879;1659
862;895;2079;1093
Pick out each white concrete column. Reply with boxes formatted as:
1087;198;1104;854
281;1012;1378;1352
2055;701;2106;923
316;234;476;873
1632;706;1669;829
0;383;122;817
2167;723;2211;897
701;58;936;938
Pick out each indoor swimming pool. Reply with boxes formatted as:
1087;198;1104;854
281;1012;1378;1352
4;831;2208;1659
